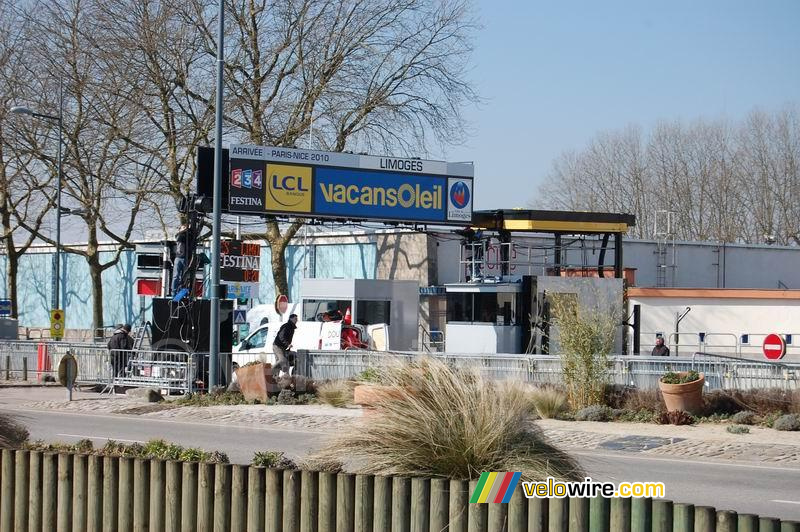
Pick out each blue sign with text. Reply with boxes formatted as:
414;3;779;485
313;167;447;222
0;300;10;316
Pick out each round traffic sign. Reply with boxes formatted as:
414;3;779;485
275;294;289;315
762;333;786;360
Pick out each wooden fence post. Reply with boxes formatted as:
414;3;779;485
0;449;14;532
318;472;337;532
149;460;166;532
180;462;198;532
134;459;151;532
246;467;265;532
631;497;652;532
197;462;214;532
430;478;450;532
673;503;694;532
213;464;232;532
118;457;134;532
373;476;392;532
299;470;319;532
467;479;487;532
5;355;10;380
282;469;301;532
29;451;44;532
779;521;800;532
758;517;780;532
548;497;568;532
264;468;282;532
354;474;373;532
102;456;118;532
165;461;182;532
336;473;355;532
589;496;610;532
694;506;716;532
737;514;758;532
22;357;27;381
86;454;103;532
651;499;672;532
56;454;72;532
392;477;411;532
569;497;589;532
410;477;430;532
72;453;87;532
229;465;248;532
609;498;631;532
716;510;736;532
528;497;548;532
448;479;469;532
13;450;29;532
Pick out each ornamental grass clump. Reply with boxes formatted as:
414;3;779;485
0;413;29;449
311;357;581;481
317;381;354;407
528;387;568;419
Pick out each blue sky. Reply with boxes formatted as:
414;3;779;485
445;0;800;209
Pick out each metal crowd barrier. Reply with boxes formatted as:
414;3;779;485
0;340;798;392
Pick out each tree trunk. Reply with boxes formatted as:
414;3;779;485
88;259;104;336
7;252;18;319
270;239;289;297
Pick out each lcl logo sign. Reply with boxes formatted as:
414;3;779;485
265;164;313;212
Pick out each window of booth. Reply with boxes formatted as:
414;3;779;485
356;300;391;325
302;299;351;321
446;292;521;325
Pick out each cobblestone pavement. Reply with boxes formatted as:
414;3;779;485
15;393;800;465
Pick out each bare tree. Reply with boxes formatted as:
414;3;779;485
0;1;57;318
182;0;478;295
537;107;800;245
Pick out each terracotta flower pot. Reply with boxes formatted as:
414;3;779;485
658;372;705;415
235;363;280;402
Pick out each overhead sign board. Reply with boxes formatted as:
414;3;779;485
228;145;474;225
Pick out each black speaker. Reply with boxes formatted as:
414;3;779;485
195;146;230;206
151;298;233;354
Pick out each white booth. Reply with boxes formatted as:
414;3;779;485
444;282;524;354
300;278;420;351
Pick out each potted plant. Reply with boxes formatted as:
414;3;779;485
658;370;705;415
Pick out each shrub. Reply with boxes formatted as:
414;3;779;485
615;409;658;423
661;371;700;385
310;357;581;481
317;381;354;407
773;414;800;431
574;405;612;422
357;367;381;383
656;410;695;426
726;425;750;434
529;388;568;419
702;390;741;416
0;413;29;449
252;451;297;469
730;389;794;416
730;411;758;425
177;391;248;407
621;388;665;414
549;293;618;409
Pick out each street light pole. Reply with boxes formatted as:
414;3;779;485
209;0;225;389
54;78;63;311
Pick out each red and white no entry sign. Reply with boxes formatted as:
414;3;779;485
762;333;786;360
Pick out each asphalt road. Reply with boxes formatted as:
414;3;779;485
2;407;799;522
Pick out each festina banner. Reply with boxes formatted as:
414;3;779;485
220;239;260;299
227;145;474;225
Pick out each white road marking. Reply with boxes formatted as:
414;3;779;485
771;500;800;505
57;433;144;443
571;450;800;472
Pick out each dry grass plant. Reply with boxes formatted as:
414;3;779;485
311;357;581;481
549;293;619;409
0;413;29;448
529;387;568;419
317;381;354;408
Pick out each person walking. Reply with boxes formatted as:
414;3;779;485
272;314;298;378
108;324;134;377
651;336;670;357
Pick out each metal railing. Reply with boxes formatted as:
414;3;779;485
1;339;798;392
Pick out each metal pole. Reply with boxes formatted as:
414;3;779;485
209;0;225;389
55;78;63;312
